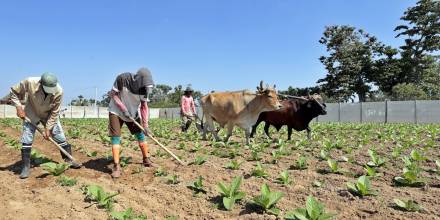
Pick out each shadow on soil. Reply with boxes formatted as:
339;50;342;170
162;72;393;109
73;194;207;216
0;160;22;175
83;157;112;174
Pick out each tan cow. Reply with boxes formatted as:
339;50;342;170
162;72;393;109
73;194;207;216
200;81;283;144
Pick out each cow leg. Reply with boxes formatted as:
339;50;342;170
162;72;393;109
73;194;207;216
263;123;272;139
306;126;311;140
250;118;262;138
244;127;252;145
287;126;292;141
224;123;234;143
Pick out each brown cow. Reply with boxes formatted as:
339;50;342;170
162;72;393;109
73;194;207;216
200;81;282;144
250;94;327;140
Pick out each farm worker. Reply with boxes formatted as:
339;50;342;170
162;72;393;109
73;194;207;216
108;67;154;178
180;86;197;132
9;73;82;179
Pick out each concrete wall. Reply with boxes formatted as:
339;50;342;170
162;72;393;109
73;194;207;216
1;100;440;123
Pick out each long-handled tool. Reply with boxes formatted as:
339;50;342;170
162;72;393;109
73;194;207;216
128;117;186;166
24;118;77;162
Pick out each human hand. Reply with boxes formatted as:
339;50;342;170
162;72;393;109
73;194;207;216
16;106;26;119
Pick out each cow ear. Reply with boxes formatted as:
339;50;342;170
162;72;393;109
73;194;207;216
264;90;270;95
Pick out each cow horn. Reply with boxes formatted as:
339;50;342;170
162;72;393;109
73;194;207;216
273;84;276;89
259;81;263;90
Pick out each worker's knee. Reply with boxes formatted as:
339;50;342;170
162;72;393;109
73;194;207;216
111;136;121;145
134;132;145;142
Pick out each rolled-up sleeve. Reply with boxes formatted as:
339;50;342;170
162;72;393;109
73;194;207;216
9;80;26;107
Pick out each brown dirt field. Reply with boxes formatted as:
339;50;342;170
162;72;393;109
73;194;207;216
0;120;439;220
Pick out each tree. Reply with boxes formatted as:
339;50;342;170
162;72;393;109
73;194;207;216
317;25;384;102
394;0;440;84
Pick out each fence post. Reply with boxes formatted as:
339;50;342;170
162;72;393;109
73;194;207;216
385;100;388;124
360;102;363;123
338;102;341;122
3;105;5;118
414;100;418;124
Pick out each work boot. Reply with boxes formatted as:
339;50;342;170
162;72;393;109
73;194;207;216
142;157;154;167
20;148;31;179
111;163;122;178
60;144;82;169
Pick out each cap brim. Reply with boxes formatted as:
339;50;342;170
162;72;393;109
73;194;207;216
43;84;61;94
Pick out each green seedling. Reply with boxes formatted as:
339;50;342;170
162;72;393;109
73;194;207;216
83;184;119;210
57;175;77;186
364;165;383;178
30;149;51;165
177;142;186;150
110;208;147;220
275;170;292;185
285;196;336;220
191;155;207;165
251;162;269;178
154;167;168;177
249;150;262;161
87;151;98;157
346;175;378;197
393;199;422;212
217;176;246;211
393;167;425;187
410;150;427;162
251;183;284;216
190;143;202;152
120;156;132;167
292;156;308;170
166;174;179;185
41;162;69;176
188;176;206;194
327;159;342;174
320;149;330;160
367;149;386;167
225;160;243;170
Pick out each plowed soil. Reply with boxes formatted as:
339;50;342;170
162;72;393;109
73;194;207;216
0;119;439;220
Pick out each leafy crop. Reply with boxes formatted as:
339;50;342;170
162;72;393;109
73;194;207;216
291;156;308;170
191;155;207;165
251;162;269;178
41;162;69;176
82;184;119;210
347;176;378;197
393;199;422;212
110;208;147;220
166;174;179;185
393;167;425;187
366;149;386;167
154;167;168;177
364;165;382;178
188;176;206;194
57;175;77;186
217;176;245;210
225;160;243;170
285;196;336;220
274;170;292;185
251;183;284;216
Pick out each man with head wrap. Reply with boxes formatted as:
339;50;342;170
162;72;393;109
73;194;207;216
107;67;154;178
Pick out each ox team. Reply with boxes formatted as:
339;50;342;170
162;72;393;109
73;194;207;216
7;70;326;179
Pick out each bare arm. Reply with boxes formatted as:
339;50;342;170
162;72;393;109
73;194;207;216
109;90;128;112
140;100;149;128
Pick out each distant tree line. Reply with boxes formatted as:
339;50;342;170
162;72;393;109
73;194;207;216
286;0;439;102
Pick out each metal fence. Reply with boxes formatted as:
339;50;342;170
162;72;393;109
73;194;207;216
1;100;439;123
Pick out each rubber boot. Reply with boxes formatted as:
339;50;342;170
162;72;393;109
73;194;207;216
111;163;122;178
60;144;82;169
20;148;31;179
111;145;122;178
